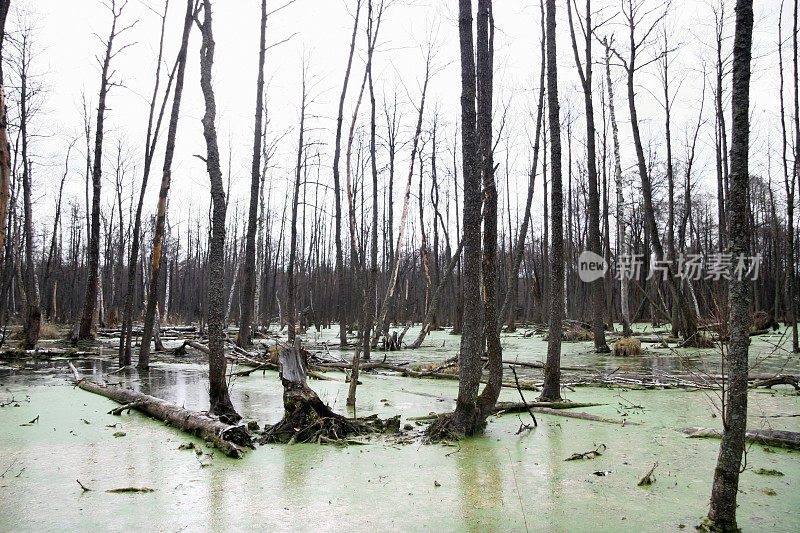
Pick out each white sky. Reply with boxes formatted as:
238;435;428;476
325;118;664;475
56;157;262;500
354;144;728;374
7;0;794;254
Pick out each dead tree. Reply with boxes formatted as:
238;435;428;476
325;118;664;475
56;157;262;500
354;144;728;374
613;0;698;345
567;0;609;352
15;24;40;348
119;0;175;366
370;46;432;348
139;0;195;369
77;0;134;341
332;0;363;347
703;0;752;529
195;0;240;422
540;0;564;402
603;36;631;337
287;63;308;344
499;27;544;330
237;0;273;348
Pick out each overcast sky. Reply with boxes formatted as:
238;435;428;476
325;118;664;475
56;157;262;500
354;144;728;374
7;0;793;251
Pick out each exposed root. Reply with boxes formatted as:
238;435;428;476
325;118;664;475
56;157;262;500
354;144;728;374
424;411;486;442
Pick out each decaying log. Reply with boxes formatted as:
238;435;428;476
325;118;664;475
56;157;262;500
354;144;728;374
68;362;251;457
751;375;799;390
678;426;800;450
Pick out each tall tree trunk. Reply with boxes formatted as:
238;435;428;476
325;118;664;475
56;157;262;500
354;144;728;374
475;0;502;415
332;1;362;347
540;0;564;402
139;0;194;369
197;0;240;423
119;0;174;366
0;0;11;289
238;0;268;348
567;0;609;352
78;1;128;341
287;67;307;344
450;0;483;434
620;2;697;344
604;37;631;337
19;42;40;349
705;0;752;528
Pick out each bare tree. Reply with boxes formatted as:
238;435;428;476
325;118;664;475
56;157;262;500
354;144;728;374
13;20;40;348
703;0;752;528
195;0;239;422
138;0;195;369
332;0;362;347
567;0;609;352
77;0;134;341
603;36;631;337
119;0;175;366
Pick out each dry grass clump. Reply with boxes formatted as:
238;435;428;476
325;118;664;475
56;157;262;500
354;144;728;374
613;337;642;356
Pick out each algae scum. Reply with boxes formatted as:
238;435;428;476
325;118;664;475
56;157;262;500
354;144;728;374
0;327;798;531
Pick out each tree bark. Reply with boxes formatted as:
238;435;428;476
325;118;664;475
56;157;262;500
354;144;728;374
705;0;753;528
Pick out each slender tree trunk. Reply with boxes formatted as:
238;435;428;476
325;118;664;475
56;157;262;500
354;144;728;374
79;2;127;341
475;0;502;416
119;0;174;366
332;1;362;347
197;0;240;422
705;0;752;528
19;48;40;349
139;0;194;369
238;0;268;348
287;67;307;344
540;0;564;402
567;0;609;352
0;0;11;287
604;38;630;337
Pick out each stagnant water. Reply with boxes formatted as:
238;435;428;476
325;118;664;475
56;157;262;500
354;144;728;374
0;327;797;531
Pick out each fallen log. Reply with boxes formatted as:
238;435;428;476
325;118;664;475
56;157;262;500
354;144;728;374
678;427;800;450
410;403;630;426
67;362;251;458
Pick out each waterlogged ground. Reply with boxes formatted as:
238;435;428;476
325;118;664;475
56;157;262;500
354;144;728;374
0;326;798;532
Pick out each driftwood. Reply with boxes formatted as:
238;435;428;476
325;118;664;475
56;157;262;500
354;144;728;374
67;362;251;457
678;427;800;450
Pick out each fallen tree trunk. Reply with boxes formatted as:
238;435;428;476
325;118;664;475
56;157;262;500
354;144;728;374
411;404;635;425
678;427;800;450
67;362;251;457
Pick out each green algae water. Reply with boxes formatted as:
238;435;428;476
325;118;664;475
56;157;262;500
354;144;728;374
1;328;798;532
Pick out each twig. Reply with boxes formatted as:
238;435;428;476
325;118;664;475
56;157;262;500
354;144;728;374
511;366;537;427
